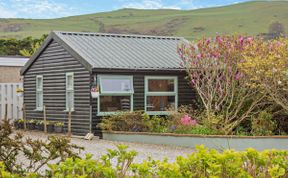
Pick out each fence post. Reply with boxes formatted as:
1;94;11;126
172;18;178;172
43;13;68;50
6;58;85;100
68;110;72;137
44;105;47;133
4;103;7;121
89;105;92;133
23;104;27;130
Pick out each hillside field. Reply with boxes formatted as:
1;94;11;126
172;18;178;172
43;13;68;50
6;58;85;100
0;1;287;40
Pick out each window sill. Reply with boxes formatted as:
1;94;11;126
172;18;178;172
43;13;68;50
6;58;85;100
97;111;131;116
145;111;173;116
34;108;43;111
63;110;75;113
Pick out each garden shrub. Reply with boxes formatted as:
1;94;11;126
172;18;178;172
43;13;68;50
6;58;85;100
1;138;288;178
174;125;218;135
0;120;83;177
178;35;267;134
252;111;276;136
97;109;218;135
97;111;150;132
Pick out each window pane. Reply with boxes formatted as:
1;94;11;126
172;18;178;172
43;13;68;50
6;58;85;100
100;96;130;112
37;77;42;90
101;78;132;92
146;96;175;111
67;75;73;89
36;91;43;108
66;91;74;110
148;79;174;92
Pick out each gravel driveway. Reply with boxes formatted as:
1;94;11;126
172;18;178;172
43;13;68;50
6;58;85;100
19;131;195;163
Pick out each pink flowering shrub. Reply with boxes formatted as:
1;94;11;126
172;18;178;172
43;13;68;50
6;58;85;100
178;35;266;134
180;114;197;126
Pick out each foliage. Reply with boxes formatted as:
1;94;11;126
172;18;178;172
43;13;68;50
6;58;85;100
55;122;64;127
0;34;47;56
252;111;276;136
2;135;288;178
174;125;218;135
0;120;83;176
97;111;150;132
132;145;288;178
98;110;216;135
48;144;137;178
19;41;41;57
178;35;266;134
240;38;288;113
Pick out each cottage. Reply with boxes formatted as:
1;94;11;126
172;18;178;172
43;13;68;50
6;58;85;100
21;31;195;136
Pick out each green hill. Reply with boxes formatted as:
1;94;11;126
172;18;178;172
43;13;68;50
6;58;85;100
0;1;287;40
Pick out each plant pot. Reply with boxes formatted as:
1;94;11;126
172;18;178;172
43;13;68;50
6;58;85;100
91;92;99;98
16;92;23;97
35;124;43;131
47;125;54;133
28;123;36;130
54;126;63;133
39;124;44;131
14;122;20;129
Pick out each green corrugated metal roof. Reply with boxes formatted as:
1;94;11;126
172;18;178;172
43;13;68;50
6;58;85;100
54;31;185;70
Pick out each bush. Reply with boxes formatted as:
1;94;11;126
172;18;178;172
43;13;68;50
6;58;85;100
97;109;223;135
174;125;218;135
0;120;83;176
3;144;287;178
252;111;276;136
97;111;149;132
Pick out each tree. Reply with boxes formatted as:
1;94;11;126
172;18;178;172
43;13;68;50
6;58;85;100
268;21;285;38
0;34;47;56
19;41;41;57
240;38;288;113
178;35;266;134
19;34;47;57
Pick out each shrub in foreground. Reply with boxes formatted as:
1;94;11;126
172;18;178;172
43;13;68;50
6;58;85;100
0;120;83;177
3;145;287;178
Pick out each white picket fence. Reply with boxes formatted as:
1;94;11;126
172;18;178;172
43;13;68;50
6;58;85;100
0;83;23;121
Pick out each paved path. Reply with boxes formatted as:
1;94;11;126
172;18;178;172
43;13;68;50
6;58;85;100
19;131;195;163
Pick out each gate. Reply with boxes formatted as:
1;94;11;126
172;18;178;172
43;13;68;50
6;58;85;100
0;83;23;120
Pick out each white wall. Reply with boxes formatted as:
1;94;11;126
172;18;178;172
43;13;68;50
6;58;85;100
0;83;23;121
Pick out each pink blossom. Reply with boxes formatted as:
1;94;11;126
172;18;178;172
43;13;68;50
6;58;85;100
247;37;253;42
180;114;197;126
235;71;244;80
191;79;196;85
239;36;244;45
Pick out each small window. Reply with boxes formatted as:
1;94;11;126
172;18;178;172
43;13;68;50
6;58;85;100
100;77;133;93
36;75;43;110
66;73;74;111
145;76;178;115
98;75;133;115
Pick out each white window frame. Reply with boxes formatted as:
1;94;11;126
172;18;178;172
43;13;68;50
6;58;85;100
144;76;178;115
65;72;74;112
97;75;134;116
36;75;43;111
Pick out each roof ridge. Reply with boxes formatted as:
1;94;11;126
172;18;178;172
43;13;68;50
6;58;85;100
53;31;183;40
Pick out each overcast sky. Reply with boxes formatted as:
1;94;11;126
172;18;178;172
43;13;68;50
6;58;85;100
0;0;251;19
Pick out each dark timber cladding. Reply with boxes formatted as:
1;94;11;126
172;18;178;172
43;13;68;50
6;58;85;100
24;40;91;135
